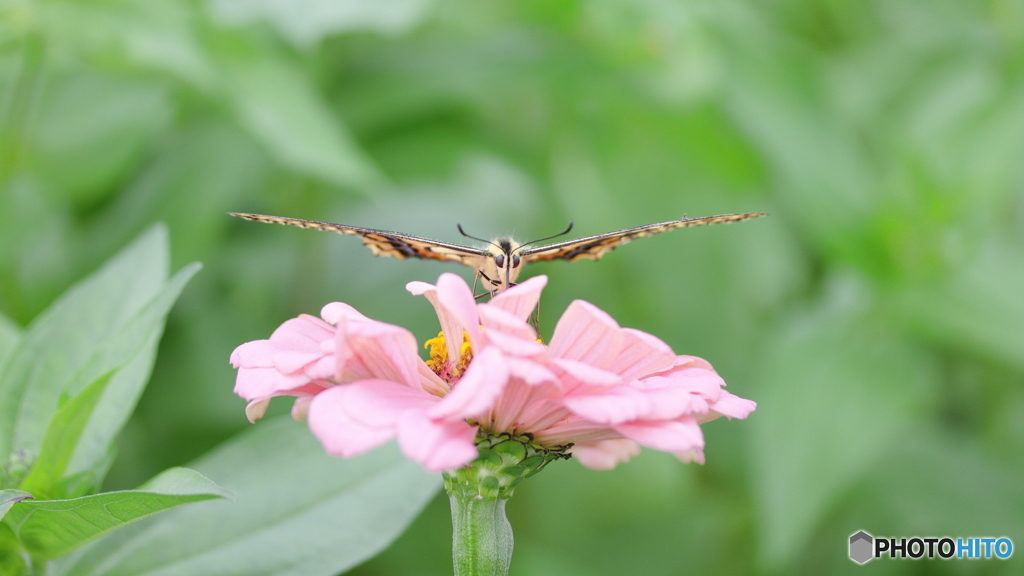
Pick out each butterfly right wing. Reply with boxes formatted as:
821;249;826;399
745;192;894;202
229;213;489;268
521;212;767;262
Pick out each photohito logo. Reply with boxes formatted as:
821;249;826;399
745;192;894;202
849;531;1013;564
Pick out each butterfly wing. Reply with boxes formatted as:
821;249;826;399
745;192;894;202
521;212;766;262
229;213;488;267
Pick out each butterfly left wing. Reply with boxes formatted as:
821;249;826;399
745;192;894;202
521;212;766;262
229;212;488;268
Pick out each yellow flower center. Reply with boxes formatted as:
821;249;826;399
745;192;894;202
424;331;473;381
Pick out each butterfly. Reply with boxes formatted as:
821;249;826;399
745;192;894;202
229;211;767;295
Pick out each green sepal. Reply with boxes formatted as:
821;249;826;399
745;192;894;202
444;432;573;500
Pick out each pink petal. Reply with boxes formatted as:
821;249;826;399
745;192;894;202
510;395;573;433
648;388;709;419
269;315;336;352
483;326;547;357
245;399;271;423
488;275;547;320
615;418;705;452
307;385;397;458
664;355;715;372
550;358;622;390
563;380;706;424
549;300;623;369
605;329;675;381
287;381;333;397
655;368;728;405
305;354;338;380
335;315;422;388
233;366;312;400
437;273;483;350
572;439;641;470
291;397;312;421
488;378;560;431
321;302;367;323
335;379;437;427
430;347;509;420
562;387;653;425
396;410;480;472
477;305;537;341
407;279;463;363
405;281;434;295
506;358;559;387
230;340;276;368
273;350;329;374
703;392;757;422
534;418;619;446
417;361;451;396
674;447;705;465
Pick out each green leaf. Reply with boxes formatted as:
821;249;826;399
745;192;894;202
18;371;115;499
0;519;28;576
858;427;1024;538
720;22;877;266
28;73;173;206
62;262;201;487
113;0;219;89
897;241;1024;370
208;0;433;46
0;225;169;461
0;227;199;493
53;417;441;576
135;466;232;498
223;57;381;191
0;490;32;521
3;468;228;560
0;313;19;374
23;0;216;90
748;275;935;569
87;122;267;268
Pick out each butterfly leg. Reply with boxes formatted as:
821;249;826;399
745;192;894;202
472;272;492;301
529;298;541;333
476;270;505;299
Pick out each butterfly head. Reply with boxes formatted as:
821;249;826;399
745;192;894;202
480;238;523;294
458;222;576;295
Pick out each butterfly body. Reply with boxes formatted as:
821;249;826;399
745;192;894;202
229;211;766;295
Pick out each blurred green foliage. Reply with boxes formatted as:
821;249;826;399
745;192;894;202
1;0;1022;574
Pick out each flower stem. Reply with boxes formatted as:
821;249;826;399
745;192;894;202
443;433;571;575
447;487;513;576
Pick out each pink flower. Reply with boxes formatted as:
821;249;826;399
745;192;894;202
230;273;755;472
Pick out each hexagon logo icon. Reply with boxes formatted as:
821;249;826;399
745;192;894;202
849;531;873;564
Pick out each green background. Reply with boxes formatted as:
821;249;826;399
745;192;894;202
2;0;1022;574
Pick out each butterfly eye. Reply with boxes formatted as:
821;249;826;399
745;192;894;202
494;254;505;268
512;255;521;267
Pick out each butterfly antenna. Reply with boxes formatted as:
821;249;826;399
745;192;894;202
516;222;575;251
457;224;502;251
